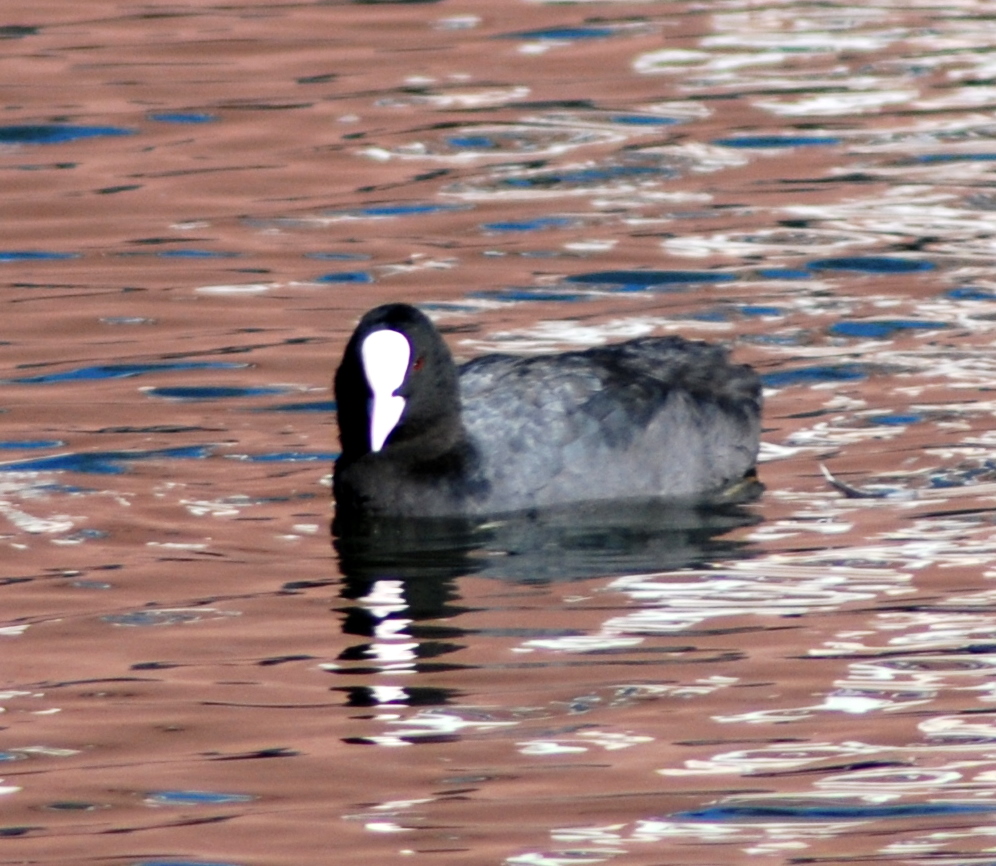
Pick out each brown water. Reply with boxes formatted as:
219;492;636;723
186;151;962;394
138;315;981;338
5;1;996;863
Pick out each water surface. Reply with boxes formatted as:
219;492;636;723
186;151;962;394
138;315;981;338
4;1;996;864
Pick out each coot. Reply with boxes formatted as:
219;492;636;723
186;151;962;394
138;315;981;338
333;303;762;518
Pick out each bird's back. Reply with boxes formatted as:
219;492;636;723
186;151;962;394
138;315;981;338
458;336;761;513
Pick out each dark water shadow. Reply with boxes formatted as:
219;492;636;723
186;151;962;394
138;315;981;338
332;496;762;585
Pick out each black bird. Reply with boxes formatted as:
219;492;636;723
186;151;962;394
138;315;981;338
333;303;762;518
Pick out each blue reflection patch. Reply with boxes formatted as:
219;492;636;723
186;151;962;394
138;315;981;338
5;362;246;385
0;26;38;39
146;790;253;806
0;124;133;144
148;112;217;124
807;257;935;274
0;446;211;475
0;440;64;449
688;309;729;322
157;249;240;259
502;165;674;187
229;452;338;463
305;252;369;261
676;801;996;821
761;365;867;388
610;115;680;126
500;26;616;40
482;217;573;232
567;270;736;290
145;386;292;400
0;251;79;261
469;289;587;303
448;135;497;149
929;461;996;488
870;413;923;425
829;320;947;338
757;267;812;280
739;305;783;316
916;153;996;162
258;400;335;413
947;286;996;300
746;332;807;346
315;271;373;283
714;135;840;148
348;203;466;217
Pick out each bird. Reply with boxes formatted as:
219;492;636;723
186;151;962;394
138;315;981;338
333;303;762;519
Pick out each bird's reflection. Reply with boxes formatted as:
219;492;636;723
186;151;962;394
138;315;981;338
333;496;762;585
327;496;762;712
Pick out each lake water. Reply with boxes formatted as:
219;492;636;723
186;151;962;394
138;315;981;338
5;1;996;863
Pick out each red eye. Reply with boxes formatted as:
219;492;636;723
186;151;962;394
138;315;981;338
412;356;425;372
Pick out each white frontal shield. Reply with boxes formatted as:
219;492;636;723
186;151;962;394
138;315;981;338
360;329;411;452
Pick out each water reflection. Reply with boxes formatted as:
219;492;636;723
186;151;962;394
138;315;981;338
10;0;996;862
329;499;762;712
333;497;762;584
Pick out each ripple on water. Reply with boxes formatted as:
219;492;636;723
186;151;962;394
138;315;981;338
757;267;813;279
482;216;576;232
134;861;247;866
43;801;103;811
3;362;246;384
675;800;996;821
304;252;370;261
256;399;335;413
0;250;79;261
0;124;133;144
761;364;868;388
610;114;681;126
498;26;619;40
331;202;468;218
102;608;240;627
142;385;294;400
226;451;336;463
364;121;631;162
155;248;240;259
147;112;218;124
946;286;996;301
566;269;736;291
241;203;471;230
12;3;996;864
0;446;212;475
145;790;254;806
807;256;936;273
498;163;677;190
714;135;841;148
468;288;590;303
315;271;374;283
866;412;924;426
0;25;38;38
0;440;64;449
915;152;996;163
828;320;949;338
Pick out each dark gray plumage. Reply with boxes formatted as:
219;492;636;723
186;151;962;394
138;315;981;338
333;303;762;519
